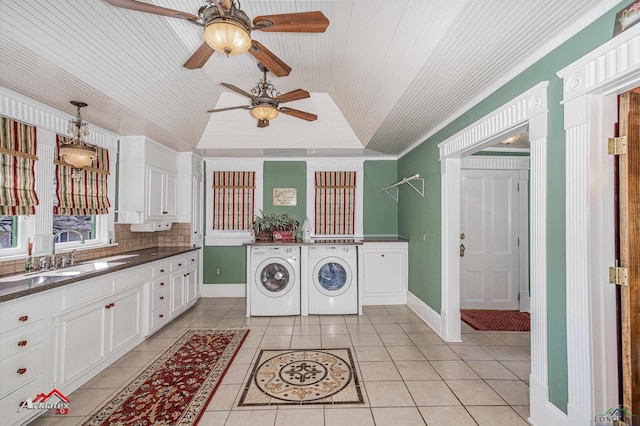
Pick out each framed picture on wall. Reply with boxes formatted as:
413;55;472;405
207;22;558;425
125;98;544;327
613;0;640;37
273;188;297;206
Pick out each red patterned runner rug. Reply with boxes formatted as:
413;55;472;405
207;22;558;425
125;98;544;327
460;309;530;331
84;328;249;426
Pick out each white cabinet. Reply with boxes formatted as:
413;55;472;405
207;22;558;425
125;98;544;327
359;241;408;305
169;255;200;318
118;136;178;229
177;152;203;246
54;270;146;390
146;166;177;221
0;294;52;426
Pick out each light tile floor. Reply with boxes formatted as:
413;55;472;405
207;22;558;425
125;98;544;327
31;298;531;425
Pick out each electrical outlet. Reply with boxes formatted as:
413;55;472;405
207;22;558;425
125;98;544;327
215;267;221;275
422;232;427;243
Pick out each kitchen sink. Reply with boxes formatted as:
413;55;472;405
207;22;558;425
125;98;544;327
39;261;127;277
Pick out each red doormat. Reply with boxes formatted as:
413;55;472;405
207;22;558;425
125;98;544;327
84;328;249;426
461;310;530;331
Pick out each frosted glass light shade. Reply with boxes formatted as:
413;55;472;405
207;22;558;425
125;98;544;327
203;21;252;56
251;105;279;121
60;144;97;168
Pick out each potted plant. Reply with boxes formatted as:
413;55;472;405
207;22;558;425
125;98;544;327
252;211;299;242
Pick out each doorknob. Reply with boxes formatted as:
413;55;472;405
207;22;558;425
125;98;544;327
460;243;466;257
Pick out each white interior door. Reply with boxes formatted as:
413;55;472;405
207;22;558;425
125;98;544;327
460;169;519;310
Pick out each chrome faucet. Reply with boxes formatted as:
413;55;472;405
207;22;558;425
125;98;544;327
51;229;85;269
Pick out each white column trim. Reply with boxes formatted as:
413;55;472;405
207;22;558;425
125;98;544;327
437;81;550;425
557;29;640;425
461;156;530;170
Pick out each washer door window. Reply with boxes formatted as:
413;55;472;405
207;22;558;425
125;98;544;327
313;257;352;297
256;259;295;298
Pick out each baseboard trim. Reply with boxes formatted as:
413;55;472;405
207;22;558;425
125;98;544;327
362;295;407;305
520;291;531;313
407;291;445;340
529;376;567;426
201;283;246;298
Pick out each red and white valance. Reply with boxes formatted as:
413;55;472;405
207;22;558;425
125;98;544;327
0;116;39;216
314;171;356;236
54;134;110;216
212;171;255;230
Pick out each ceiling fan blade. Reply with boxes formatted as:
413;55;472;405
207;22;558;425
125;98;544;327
249;41;291;77
280;107;318;121
274;89;310;103
253;11;329;33
103;0;199;23
183;43;214;69
257;119;269;128
220;82;255;99
207;106;250;113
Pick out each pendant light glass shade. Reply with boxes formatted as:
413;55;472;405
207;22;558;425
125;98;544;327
62;101;97;169
251;105;279;121
203;21;252;56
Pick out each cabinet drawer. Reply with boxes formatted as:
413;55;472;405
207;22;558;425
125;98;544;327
0;344;43;398
0;297;44;334
61;279;112;311
152;287;169;310
172;258;186;270
152;261;171;277
151;305;170;331
152;277;169;292
0;322;45;361
0;375;50;426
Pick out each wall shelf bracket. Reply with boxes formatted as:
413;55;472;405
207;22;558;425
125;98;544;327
380;173;424;202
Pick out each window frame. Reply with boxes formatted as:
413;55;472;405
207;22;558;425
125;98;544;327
204;159;263;246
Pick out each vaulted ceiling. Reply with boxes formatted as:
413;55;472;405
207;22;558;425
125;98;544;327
0;0;621;157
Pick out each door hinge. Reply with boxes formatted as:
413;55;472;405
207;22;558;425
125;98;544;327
608;136;627;155
609;266;629;286
517;237;520;246
517;182;520;192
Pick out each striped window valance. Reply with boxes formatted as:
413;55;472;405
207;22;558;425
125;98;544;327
0;116;39;216
54;135;111;216
314;171;356;236
212;171;255;230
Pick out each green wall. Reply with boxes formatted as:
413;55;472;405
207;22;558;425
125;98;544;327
397;2;624;413
203;159;399;285
363;160;398;237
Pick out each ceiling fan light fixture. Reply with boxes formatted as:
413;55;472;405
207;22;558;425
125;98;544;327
61;101;98;169
251;104;279;121
204;21;252;56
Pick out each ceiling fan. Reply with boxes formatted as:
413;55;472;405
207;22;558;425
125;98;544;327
102;0;329;75
208;63;317;127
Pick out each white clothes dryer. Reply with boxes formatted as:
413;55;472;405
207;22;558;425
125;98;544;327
249;245;300;316
308;245;358;314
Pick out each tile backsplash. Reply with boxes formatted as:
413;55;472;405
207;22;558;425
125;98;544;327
0;223;193;276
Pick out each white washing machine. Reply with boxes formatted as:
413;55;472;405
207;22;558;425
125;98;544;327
308;245;358;314
249;246;300;316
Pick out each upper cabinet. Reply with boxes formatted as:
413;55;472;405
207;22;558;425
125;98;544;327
117;137;178;228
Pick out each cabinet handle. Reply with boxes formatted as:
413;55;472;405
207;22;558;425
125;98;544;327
160;282;165;286
111;303;115;308
105;304;111;309
191;258;195;262
160;269;165;273
17;340;27;347
159;314;164;318
186;273;190;276
159;296;164;300
17;368;27;375
178;263;182;266
18;315;29;322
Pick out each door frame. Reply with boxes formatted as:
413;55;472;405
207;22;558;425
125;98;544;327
459;158;530;312
436;81;549;424
556;28;640;425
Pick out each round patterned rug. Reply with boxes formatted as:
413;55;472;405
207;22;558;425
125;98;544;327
239;348;364;406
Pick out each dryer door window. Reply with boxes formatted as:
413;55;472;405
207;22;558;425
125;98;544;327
258;261;293;296
313;258;352;297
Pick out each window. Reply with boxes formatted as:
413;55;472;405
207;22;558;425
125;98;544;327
314;171;357;236
211;171;255;230
53;215;95;242
0;215;17;248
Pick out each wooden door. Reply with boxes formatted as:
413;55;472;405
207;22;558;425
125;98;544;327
619;89;640;421
460;169;520;310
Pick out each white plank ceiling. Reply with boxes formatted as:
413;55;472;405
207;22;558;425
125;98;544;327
0;0;622;156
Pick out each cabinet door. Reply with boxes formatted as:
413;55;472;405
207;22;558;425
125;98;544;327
164;172;177;219
108;286;143;355
185;264;199;305
191;175;202;245
361;245;407;305
170;272;186;316
146;167;165;220
56;301;107;386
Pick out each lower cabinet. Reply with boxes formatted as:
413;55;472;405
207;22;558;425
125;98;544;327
359;241;408;305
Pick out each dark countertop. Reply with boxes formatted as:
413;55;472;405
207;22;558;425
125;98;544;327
0;246;200;303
